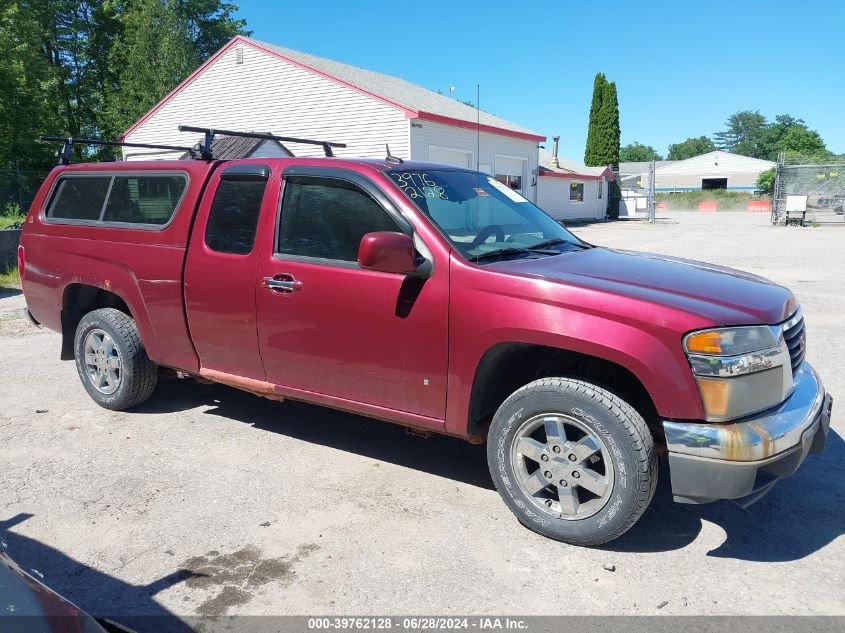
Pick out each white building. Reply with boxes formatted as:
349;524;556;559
536;144;612;221
121;36;545;201
619;151;774;193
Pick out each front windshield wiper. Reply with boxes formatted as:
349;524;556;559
528;238;591;250
469;247;532;262
470;246;558;263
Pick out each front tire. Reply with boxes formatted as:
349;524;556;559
73;308;157;410
487;377;657;546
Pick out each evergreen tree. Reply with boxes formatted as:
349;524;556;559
713;110;767;158
583;73;606;166
601;80;620;168
584;73;620;167
104;0;248;138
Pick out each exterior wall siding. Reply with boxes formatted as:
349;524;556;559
123;44;409;160
654;173;762;191
537;177;606;221
409;120;540;202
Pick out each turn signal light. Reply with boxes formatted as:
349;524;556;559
686;330;722;354
695;376;730;418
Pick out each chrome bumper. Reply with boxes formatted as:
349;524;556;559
663;362;832;504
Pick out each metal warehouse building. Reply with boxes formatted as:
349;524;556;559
620;151;774;193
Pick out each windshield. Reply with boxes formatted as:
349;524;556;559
387;169;586;262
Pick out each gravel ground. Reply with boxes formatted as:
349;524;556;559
0;211;843;628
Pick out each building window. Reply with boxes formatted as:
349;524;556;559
598;180;603;199
570;182;584;202
495;174;523;193
278;177;401;262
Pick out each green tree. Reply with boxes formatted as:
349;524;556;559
583;73;606;166
0;0;120;168
620;142;661;162
756;167;775;195
666;135;716;161
584;73;620;167
104;0;248;138
0;2;57;169
758;115;828;160
714;110;767;158
601;80;620;168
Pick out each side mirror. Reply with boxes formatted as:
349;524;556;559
358;231;418;275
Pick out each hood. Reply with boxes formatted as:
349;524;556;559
488;247;796;325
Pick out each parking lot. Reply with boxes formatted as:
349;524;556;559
1;211;843;627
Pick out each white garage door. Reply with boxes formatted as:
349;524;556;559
494;156;527;194
429;146;473;168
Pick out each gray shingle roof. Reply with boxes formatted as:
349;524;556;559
538;148;609;177
245;37;543;139
179;134;290;159
618;160;676;175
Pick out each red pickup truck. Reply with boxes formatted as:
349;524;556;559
19;147;832;545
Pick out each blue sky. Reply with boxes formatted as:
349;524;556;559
235;1;844;160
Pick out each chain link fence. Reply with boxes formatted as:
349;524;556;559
772;154;845;225
1;168;49;218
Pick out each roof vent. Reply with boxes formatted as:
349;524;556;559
235;47;244;65
551;135;560;168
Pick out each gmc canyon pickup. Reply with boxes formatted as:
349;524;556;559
19;151;832;545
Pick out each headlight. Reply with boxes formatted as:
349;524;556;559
684;326;791;422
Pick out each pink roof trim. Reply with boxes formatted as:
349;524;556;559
415;112;546;142
122;36;546;144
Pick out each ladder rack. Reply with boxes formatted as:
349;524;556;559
40;136;200;165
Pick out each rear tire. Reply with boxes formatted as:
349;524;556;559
73;308;157;410
487;377;657;546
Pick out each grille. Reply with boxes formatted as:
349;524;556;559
782;314;807;373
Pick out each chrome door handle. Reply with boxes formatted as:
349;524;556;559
262;274;303;293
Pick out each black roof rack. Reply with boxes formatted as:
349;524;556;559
178;125;346;160
39;136;200;165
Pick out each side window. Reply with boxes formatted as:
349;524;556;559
205;178;268;255
102;175;186;225
277;177;401;262
47;174;187;226
47;177;112;220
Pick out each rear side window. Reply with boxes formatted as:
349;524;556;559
46;173;187;227
102;176;186;225
278;177;400;261
205;179;268;255
48;177;111;221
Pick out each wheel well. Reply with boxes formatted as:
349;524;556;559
60;284;132;360
468;343;660;441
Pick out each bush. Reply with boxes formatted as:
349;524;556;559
0;214;25;229
655;190;769;210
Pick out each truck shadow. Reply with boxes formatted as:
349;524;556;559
0;513;198;633
605;429;845;561
140;377;495;490
140;379;843;560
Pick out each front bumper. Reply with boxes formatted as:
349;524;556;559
663;362;832;504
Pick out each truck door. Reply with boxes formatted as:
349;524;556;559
184;162;277;380
255;167;449;420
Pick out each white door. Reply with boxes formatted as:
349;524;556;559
429;146;473;168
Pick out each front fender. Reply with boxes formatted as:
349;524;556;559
445;259;707;436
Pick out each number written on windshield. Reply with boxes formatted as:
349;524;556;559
388;172;449;200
